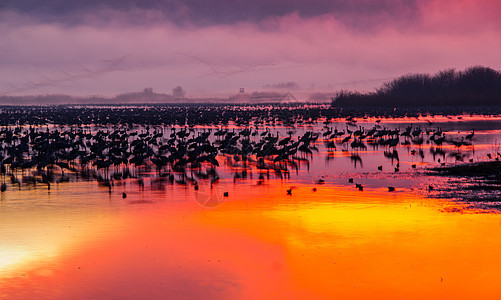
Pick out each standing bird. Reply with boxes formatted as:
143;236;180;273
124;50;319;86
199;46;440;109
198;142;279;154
465;130;475;141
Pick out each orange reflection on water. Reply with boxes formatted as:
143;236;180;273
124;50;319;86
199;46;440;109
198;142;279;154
191;183;501;299
1;180;501;299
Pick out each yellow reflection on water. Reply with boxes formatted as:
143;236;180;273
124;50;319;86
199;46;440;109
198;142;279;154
0;182;127;278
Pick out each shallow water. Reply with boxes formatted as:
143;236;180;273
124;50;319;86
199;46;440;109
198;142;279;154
1;115;501;299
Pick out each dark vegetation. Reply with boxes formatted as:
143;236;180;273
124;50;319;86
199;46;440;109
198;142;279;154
333;66;501;107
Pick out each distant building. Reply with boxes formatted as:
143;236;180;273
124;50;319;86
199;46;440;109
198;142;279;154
229;88;251;102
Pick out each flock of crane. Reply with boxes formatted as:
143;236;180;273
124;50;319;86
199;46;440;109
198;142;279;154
0;110;481;196
0;124;320;193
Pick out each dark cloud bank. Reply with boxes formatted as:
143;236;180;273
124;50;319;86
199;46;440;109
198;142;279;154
1;0;420;27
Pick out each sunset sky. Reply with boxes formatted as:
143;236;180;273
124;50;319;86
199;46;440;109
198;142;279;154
1;0;500;98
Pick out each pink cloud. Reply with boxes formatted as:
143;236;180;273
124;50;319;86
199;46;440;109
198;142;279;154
420;0;501;33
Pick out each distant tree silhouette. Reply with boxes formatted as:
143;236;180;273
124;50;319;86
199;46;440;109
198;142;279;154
333;66;501;107
172;86;186;99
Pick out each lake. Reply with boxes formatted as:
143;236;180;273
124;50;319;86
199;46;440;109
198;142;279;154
1;111;501;299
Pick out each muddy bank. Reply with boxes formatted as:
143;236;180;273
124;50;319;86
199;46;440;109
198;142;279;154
427;161;501;208
429;161;501;179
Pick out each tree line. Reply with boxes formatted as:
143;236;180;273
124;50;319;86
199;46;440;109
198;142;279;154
332;66;501;107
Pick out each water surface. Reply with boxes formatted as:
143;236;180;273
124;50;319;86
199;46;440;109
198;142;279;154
1;115;501;299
